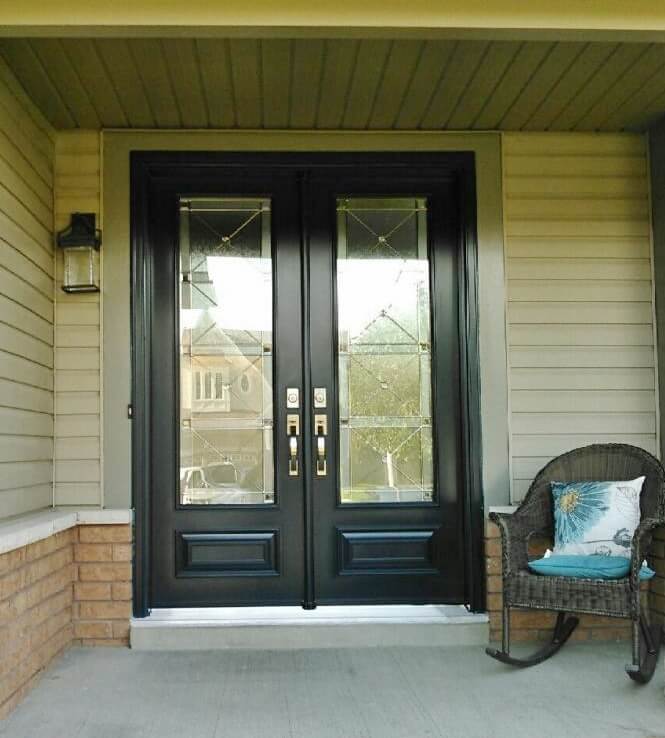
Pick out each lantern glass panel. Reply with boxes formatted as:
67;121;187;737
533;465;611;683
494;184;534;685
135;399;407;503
63;246;99;292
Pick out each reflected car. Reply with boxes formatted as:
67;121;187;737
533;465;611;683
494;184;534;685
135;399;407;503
180;462;247;504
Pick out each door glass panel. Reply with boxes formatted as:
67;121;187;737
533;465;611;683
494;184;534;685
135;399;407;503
337;197;433;504
179;198;274;505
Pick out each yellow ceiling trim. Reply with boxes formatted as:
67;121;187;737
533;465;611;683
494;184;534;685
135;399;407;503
3;1;665;40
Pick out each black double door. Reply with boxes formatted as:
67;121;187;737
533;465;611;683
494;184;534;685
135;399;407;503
142;154;469;609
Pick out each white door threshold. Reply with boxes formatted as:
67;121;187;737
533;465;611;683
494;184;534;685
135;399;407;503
130;605;489;651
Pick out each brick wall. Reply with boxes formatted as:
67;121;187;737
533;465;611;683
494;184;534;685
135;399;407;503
486;519;664;643
0;529;74;719
0;523;131;718
73;525;132;646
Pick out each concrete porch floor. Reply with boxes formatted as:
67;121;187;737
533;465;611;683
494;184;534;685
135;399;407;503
0;644;663;738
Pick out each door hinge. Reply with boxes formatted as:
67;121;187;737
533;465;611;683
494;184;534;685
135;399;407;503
127;404;134;420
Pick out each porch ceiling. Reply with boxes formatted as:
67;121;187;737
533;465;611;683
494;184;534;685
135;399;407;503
2;38;665;132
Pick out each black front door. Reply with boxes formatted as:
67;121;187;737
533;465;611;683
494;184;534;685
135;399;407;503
134;153;477;610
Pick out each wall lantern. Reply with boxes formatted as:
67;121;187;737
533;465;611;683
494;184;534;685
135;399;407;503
56;213;101;293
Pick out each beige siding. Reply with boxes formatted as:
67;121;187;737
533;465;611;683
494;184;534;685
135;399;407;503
504;133;658;501
0;57;55;518
54;131;102;506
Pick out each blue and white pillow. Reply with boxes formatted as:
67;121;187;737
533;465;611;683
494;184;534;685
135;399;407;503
551;477;645;558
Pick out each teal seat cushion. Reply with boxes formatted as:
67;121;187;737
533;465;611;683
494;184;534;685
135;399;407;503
528;554;655;580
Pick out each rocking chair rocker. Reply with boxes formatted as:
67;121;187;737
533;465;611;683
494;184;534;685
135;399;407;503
485;443;665;683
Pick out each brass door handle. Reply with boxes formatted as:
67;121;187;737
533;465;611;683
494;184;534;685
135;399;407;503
314;411;327;477
316;435;327;476
286;406;300;477
289;435;299;477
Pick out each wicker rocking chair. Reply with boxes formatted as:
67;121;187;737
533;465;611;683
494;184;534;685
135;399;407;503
486;443;665;683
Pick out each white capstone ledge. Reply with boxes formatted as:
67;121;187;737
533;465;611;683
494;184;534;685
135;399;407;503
0;508;133;556
76;509;133;525
488;505;517;515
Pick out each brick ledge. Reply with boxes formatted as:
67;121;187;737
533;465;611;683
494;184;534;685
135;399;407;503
0;508;133;556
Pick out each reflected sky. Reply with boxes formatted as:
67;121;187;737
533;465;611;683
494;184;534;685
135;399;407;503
338;258;428;342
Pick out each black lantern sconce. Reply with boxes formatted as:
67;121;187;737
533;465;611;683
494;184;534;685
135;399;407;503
56;213;101;293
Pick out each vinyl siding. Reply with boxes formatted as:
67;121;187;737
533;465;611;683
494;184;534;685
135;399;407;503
54;131;102;506
504;133;658;502
0;57;55;518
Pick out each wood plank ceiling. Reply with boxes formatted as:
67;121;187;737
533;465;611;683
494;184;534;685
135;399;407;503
2;38;665;131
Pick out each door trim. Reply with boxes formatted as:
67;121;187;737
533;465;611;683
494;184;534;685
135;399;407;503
130;151;484;617
131;153;152;619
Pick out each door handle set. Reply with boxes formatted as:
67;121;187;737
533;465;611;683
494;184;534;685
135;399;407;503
313;387;327;477
285;387;328;478
287;412;300;477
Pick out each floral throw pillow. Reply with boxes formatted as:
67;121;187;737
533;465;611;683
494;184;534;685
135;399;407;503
551;477;645;558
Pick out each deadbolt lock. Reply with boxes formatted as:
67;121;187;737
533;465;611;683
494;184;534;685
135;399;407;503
313;387;327;409
286;387;300;409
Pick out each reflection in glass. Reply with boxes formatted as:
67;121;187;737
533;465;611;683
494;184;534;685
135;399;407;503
179;198;274;505
337;198;434;504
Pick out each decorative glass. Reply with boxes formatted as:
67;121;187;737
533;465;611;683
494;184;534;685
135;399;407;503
179;198;274;505
337;198;434;504
62;246;99;292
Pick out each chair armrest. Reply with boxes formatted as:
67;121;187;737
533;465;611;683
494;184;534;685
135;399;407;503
630;517;665;590
489;511;550;577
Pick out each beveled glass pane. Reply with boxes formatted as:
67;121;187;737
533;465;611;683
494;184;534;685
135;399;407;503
337;197;433;504
349;354;422;418
179;198;274;505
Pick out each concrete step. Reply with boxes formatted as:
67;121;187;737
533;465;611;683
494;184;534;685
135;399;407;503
130;605;489;650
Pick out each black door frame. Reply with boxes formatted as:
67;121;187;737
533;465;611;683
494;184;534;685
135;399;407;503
130;151;485;617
